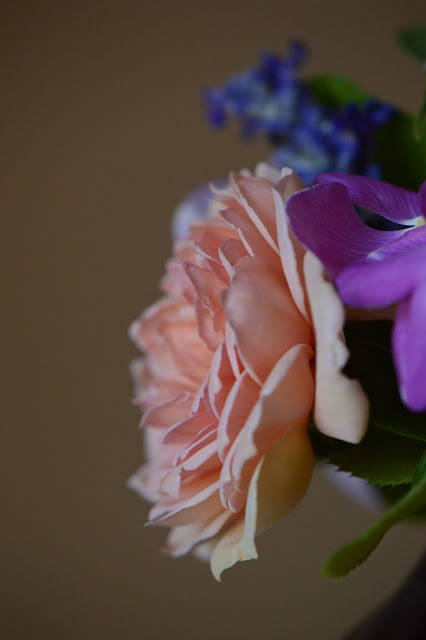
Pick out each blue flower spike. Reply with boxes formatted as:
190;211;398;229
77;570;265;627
203;43;394;185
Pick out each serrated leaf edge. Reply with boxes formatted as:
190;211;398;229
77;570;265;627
322;450;426;578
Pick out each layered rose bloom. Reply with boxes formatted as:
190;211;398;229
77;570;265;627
129;164;369;579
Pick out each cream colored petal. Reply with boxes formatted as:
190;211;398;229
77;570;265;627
211;424;314;580
210;518;253;581
304;252;369;444
274;190;311;323
254;162;281;183
217;370;260;462
207;341;235;419
193;538;220;562
253;423;313;533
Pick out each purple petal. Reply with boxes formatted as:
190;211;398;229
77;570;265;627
336;241;426;308
374;224;426;259
286;183;403;278
419;181;426;214
316;174;423;224
392;282;426;412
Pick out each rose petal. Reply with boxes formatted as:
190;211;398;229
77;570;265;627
224;323;242;379
161;411;212;444
254;162;282;183
304;252;369;443
184;263;227;350
218;238;248;278
131;357;192;408
233;173;280;249
176;423;217;463
208;342;236;419
161;258;196;302
128;465;168;504
161;422;219;497
165;510;234;557
274;189;310;322
193;232;230;285
230;343;314;494
130;297;211;388
148;475;221;527
192;539;218;562
191;374;216;418
274;169;306;203
210;517;249;579
220;203;280;263
141;393;194;428
129;426;177;502
163;440;220;498
217;371;260;462
219;435;246;513
211;424;314;580
253;424;314;533
223;256;312;383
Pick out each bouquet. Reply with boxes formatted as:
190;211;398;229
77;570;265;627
128;27;426;583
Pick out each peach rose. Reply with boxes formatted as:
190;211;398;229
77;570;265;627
129;164;369;579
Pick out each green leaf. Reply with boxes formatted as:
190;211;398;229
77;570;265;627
376;110;426;189
309;73;426;189
377;484;426;518
323;451;426;577
386;24;426;176
397;25;426;65
343;321;426;443
310;427;425;486
309;73;367;108
413;449;426;483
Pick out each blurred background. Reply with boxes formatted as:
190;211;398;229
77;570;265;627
2;1;426;638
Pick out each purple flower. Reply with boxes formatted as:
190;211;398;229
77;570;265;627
286;173;426;412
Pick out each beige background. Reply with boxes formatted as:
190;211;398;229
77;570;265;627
2;1;426;639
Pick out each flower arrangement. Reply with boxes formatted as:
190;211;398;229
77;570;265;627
129;27;426;581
